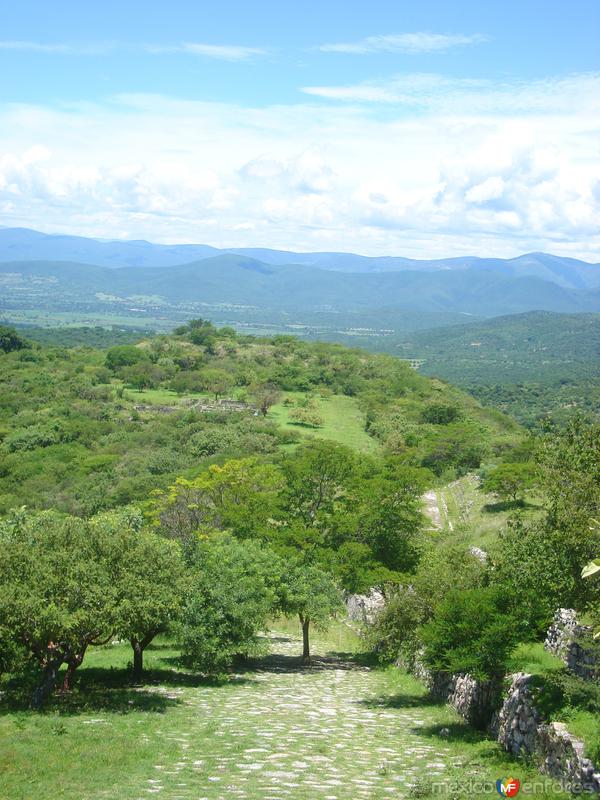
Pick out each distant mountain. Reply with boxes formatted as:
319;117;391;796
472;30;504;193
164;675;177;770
1;227;599;290
1;256;599;317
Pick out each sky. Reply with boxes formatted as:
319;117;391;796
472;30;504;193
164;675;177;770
0;0;599;260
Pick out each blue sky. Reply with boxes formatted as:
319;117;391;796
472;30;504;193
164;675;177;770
0;0;599;258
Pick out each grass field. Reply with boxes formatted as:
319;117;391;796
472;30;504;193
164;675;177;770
424;473;544;551
0;624;570;800
270;393;379;454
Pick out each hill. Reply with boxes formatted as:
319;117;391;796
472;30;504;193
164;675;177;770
2;228;599;289
2;255;599;326
397;311;600;425
0;322;522;515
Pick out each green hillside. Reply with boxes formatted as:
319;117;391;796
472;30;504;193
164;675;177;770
0;321;521;515
1;256;598;325
394;311;600;425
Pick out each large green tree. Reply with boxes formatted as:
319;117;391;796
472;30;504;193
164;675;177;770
0;509;117;705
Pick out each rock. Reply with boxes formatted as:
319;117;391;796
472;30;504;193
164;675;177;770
345;589;385;624
544;608;597;681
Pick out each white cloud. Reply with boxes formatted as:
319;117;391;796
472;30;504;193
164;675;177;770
0;76;599;260
146;43;269;61
319;32;487;55
0;40;268;61
301;72;600;115
0;40;113;55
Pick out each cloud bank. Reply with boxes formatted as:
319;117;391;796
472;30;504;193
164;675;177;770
0;72;598;260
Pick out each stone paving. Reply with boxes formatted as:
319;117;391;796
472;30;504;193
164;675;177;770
136;633;453;800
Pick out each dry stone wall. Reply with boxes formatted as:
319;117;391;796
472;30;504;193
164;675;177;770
544;608;597;681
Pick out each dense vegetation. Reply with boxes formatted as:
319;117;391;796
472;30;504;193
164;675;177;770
0;319;598;792
395;311;600;427
0;320;520;516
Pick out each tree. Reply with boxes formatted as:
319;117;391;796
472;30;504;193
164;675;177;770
120;362;165;391
152;458;284;556
0;325;29;353
179;537;281;674
109;526;185;681
105;344;149;370
0;509;117;706
199;368;234;400
482;462;538;503
251;383;281;417
280;563;343;660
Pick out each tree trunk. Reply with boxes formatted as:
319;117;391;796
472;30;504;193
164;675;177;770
301;616;311;661
132;639;144;683
61;646;87;692
131;633;156;683
31;659;62;709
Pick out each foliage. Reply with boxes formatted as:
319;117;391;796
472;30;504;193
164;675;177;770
105;344;149;370
0;508;120;704
279;562;343;658
178;537;281;674
421;404;462;425
481;461;538;502
420;588;521;682
0;325;30;353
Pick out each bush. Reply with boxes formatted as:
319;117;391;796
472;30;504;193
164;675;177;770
420;587;520;682
364;586;428;664
105;345;149;371
421;404;463;425
179;538;281;675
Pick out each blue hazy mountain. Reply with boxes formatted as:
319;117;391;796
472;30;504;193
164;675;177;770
1;227;599;291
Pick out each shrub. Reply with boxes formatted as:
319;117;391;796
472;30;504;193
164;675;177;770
421;404;463;425
420;587;520;682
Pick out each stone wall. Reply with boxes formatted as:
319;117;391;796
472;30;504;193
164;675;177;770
491;672;600;793
537;722;600;793
492;672;541;756
408;651;498;729
544;608;597;681
405;656;600;791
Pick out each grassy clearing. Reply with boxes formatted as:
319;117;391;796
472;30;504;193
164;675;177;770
0;625;570;800
506;643;564;676
270;393;379;454
430;473;544;551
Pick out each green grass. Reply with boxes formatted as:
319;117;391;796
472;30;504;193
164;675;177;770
270;393;379;453
432;474;544;551
506;642;564;676
565;711;600;763
0;626;571;800
126;386;191;405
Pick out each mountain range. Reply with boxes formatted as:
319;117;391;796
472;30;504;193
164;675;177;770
1;228;600;321
1;227;599;290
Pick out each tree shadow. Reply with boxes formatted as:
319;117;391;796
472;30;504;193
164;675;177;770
483;499;527;513
241;651;368;675
0;662;255;716
359;691;446;710
413;721;489;744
